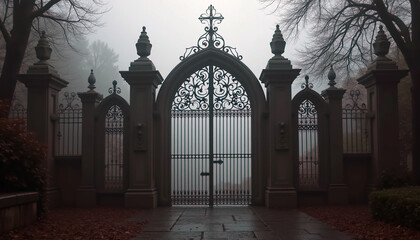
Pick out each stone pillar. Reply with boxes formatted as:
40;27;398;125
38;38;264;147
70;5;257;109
322;66;348;204
120;27;163;208
357;26;408;190
76;70;103;207
260;25;300;207
18;32;68;208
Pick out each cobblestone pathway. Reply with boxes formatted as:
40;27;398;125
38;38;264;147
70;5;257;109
130;207;353;240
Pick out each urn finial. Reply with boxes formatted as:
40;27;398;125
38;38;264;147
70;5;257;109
35;31;52;64
136;26;152;58
270;25;286;58
88;69;96;91
327;65;337;87
373;26;390;59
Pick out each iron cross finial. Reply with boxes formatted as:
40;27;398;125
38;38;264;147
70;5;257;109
199;5;224;32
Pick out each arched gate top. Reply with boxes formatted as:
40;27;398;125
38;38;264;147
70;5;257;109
292;76;327;114
96;81;130;119
157;47;265;113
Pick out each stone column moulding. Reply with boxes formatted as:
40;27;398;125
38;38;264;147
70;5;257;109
260;25;300;208
322;66;349;204
76;70;103;207
357;26;408;191
18;31;68;209
120;26;163;208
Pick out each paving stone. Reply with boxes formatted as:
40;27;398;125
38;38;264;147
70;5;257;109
172;223;224;232
224;222;269;232
132;231;202;240
203;231;256;239
232;214;260;221
253;231;285;240
130;207;354;240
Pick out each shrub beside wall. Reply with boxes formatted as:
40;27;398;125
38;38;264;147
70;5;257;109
0;100;46;212
369;186;420;229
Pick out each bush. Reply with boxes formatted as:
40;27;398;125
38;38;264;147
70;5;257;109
369;186;420;229
0;100;47;212
376;171;411;190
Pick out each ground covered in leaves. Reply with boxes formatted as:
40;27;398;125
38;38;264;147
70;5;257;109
302;205;420;240
1;207;145;240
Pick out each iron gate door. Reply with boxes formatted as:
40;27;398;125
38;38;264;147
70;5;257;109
171;65;251;206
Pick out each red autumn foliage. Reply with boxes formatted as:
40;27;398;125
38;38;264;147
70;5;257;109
0;100;46;193
1;207;145;240
302;205;420;240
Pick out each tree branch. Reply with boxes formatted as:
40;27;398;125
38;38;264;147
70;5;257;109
373;0;411;57
0;18;10;43
32;0;61;18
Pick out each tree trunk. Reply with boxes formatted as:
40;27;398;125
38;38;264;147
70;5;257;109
0;42;26;102
0;21;31;101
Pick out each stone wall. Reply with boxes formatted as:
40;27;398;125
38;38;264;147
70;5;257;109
0;192;39;233
344;154;371;203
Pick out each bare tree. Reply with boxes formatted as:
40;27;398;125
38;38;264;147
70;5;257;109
261;0;420;183
83;40;125;97
0;0;106;102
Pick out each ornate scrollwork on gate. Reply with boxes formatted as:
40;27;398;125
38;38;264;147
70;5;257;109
106;105;124;124
298;99;318;129
172;66;210;110
180;5;242;60
172;66;250;111
59;92;80;111
344;90;367;110
213;66;250;110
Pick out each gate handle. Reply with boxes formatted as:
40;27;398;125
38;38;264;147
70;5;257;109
200;172;210;176
213;160;224;165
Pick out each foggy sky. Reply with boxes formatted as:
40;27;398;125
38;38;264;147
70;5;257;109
88;0;302;84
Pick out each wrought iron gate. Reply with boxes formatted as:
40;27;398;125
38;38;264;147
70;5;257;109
171;65;252;206
298;99;319;188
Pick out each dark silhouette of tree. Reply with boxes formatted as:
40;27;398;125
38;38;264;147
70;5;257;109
51;35;90;91
0;0;106;102
83;40;124;96
261;0;420;184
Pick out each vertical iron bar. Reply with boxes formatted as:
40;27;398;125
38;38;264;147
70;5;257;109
71;109;74;154
316;118;319;185
194;111;197;204
187;110;190;202
176;111;179;203
355;110;359;151
241;112;244;204
209;65;214;207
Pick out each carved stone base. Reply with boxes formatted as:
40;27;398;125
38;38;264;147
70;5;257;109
265;188;297;208
125;189;157;208
76;187;97;207
328;184;349;205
